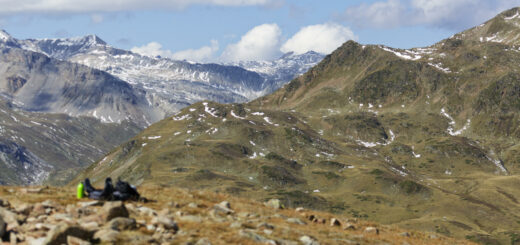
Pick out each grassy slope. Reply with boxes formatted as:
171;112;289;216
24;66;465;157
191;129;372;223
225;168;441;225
73;8;520;244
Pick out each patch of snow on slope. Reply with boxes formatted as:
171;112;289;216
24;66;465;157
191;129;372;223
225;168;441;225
230;110;246;119
147;136;161;140
411;146;421;158
356;140;379;148
173;114;191;121
203;102;219;117
263;117;274;125
440;108;471;136
390;166;408;177
505;12;520;20
428;63;451;73
486;150;508;174
356;129;395;148
381;47;421;60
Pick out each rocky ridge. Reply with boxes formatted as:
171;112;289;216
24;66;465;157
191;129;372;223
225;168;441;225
12;32;324;121
0;186;472;244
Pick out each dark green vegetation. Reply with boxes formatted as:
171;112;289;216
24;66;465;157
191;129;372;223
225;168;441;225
74;8;520;244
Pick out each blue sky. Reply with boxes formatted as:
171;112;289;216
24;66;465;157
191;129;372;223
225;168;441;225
1;0;520;62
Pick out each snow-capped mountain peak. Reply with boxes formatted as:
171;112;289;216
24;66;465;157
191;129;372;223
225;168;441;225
19;34;109;59
0;29;20;48
0;29;12;41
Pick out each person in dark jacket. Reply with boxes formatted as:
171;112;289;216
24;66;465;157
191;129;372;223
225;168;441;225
113;178;140;201
84;178;114;201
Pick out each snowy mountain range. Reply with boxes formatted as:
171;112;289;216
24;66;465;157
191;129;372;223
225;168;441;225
3;30;324;124
0;29;324;184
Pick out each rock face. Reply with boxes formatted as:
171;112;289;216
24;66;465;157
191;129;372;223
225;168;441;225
0;46;161;127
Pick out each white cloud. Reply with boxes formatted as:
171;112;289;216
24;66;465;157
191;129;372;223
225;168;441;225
133;22;358;62
221;23;282;62
131;40;219;62
343;0;520;30
0;0;275;14
281;23;357;55
171;40;219;62
131;42;174;58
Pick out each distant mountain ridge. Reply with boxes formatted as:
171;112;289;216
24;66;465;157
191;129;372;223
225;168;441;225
0;29;323;185
5;31;325;121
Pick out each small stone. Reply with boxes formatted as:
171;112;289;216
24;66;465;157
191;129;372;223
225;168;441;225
195;238;212;245
299;235;319;245
295;207;305;212
155;217;179;232
400;232;410;237
0;199;9;207
0;215;6;238
81;222;99;231
264;199;283;209
287;218;306;225
93;229;119;243
15;203;33;216
78;201;103;208
0;207;19;228
213;201;234;215
10;232;16;244
307;214;316;222
41;200;58;209
257;223;275;230
178;215;203;223
146;224;156;232
188;202;199;208
67;236;92;245
43;224;94;245
101;201;129;222
107;217;136;231
330;218;341;227
263;229;273;235
343;223;356;231
31;204;46;217
364;227;379;234
239;229;276;244
313;218;326;224
429;234;438;239
137;206;157;216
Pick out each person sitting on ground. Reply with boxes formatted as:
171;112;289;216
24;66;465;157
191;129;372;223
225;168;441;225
84;177;115;201
113;178;140;201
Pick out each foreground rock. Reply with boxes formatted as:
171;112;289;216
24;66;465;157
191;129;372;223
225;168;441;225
0;186;474;244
